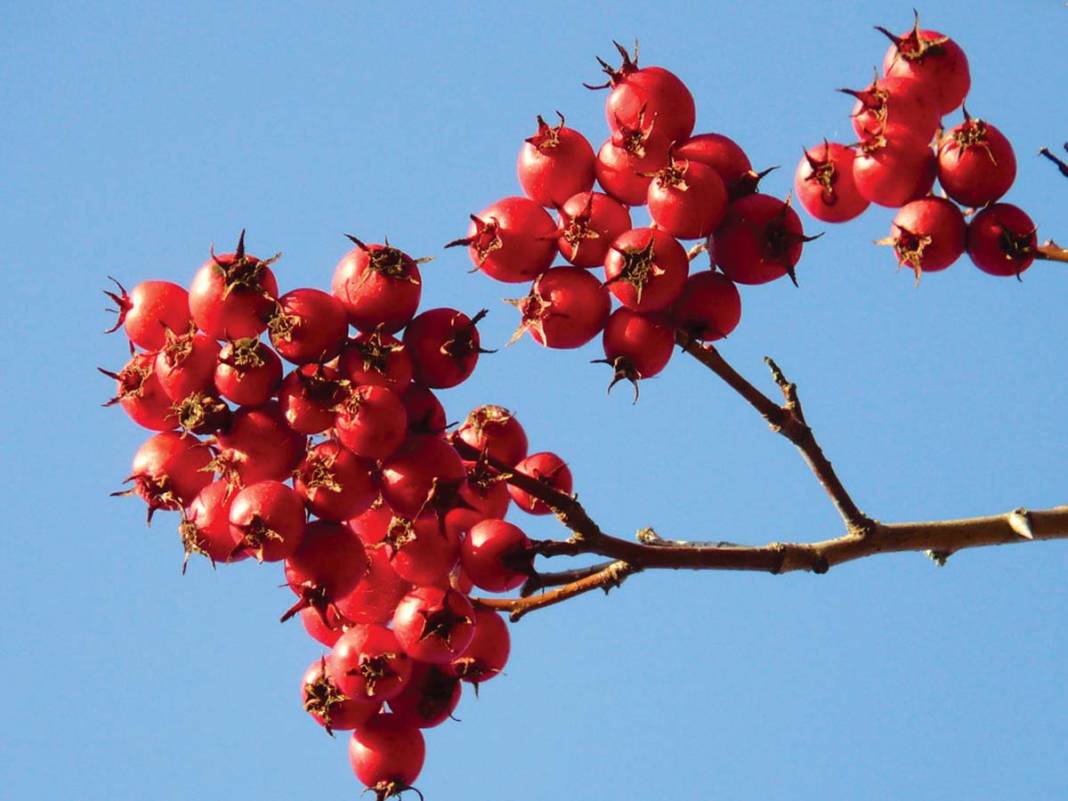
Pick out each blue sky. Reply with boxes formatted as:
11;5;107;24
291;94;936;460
3;2;1066;800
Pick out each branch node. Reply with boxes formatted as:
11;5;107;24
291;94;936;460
1008;508;1034;540
926;549;952;567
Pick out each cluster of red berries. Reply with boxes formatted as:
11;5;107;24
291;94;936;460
448;41;824;397
793;13;1040;281
103;231;581;799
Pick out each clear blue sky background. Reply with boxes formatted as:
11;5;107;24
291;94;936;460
3;2;1066;799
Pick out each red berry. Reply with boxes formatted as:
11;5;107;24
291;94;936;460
282;520;368;622
672;132;756;200
180;480;244;570
214;402;305;486
278;364;348;435
508;266;610;349
339;330;413;392
103;278;191;351
388;662;462;729
447;197;557;283
647;158;728;239
507;451;573;516
455;405;528;467
793;142;870;223
335;546;411;626
841;75;940;146
595;108;672;207
555;191;632;268
671;271;742;342
99;352;176;431
967;203;1037;278
154;328;221;403
450;607;510;686
392;586;476;664
380;435;466;518
879;14;970;115
403;307;488;388
597;308;675;398
301;657;380;735
604;228;689;311
119;431;214;521
188;231;279;340
517;113;596;207
383;512;461;586
348;714;425;800
335;385;408;462
213;337;282;407
329;624;413;702
937;116;1016;208
268;287;348;365
852;132;937;208
331;236;423;333
227;480;306;562
592;41;696;145
293;440;377;522
879;197;966;280
711;194;812;285
461;519;532;593
398;384;447;436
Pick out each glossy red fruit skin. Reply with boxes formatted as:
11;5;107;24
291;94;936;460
105;279;191;351
936;118;1016;208
450;607;510;685
671;271;742;342
154;331;221;403
384;512;461;586
556;191;632;268
845;75;940;146
882;25;970;115
452;197;557;283
388;662;463;729
188;246;279;340
455;405;528;467
293;441;377;522
181;480;243;565
507;451;573;515
284;520;368;620
278;365;348;435
967;203;1037;278
711;194;808;285
268;287;348;365
348;502;395;546
604;228;689;311
595;132;671;207
599;47;696;145
512;266;611;349
348;714;426;792
335;385;408;462
884;197;966;275
517;114;596;207
334;546;411;625
403;308;484;388
215;402;305;486
299;605;345;646
392;587;476;664
647;159;728;239
339;331;413;393
301;658;381;734
329;624;413;703
457;462;511;519
228;480;306;562
213;338;282;407
852;134;937;208
461;519;532;592
127;431;214;515
331;240;422;333
793;142;870;223
672;133;754;200
601;308;675;380
380;435;466;518
399;384;447;436
102;352;176;431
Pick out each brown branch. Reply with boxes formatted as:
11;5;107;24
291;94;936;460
675;331;873;534
474;506;1068;620
475;560;640;621
518;561;618;597
1038;144;1068;178
1036;240;1068;263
